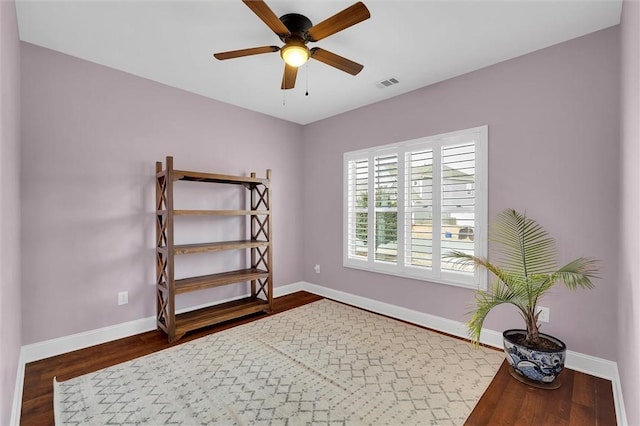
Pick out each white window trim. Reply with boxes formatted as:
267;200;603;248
343;125;488;290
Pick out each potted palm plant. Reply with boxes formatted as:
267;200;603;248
446;209;599;386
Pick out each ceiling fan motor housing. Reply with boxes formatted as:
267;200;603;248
279;13;313;42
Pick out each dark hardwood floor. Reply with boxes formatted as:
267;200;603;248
466;361;616;425
20;291;616;425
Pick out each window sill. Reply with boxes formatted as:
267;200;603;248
343;260;484;290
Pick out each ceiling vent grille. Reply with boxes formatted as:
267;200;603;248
376;77;400;89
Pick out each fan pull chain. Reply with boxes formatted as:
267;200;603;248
305;62;310;96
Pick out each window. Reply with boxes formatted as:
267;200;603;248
344;126;488;289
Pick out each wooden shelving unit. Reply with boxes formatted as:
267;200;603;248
155;156;272;343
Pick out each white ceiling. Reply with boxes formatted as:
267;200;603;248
16;0;622;125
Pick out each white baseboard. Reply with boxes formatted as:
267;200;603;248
9;351;25;426
274;281;305;296
21;316;157;364
14;280;627;426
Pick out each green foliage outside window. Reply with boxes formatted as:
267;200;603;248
356;189;398;248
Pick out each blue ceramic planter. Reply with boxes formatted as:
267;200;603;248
503;329;567;384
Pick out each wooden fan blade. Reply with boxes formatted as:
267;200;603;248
242;0;290;37
281;64;298;90
307;2;370;42
310;47;364;75
214;46;279;60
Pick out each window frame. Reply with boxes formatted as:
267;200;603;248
343;126;488;290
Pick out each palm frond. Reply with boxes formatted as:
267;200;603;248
444;250;499;276
467;281;529;344
552;257;600;290
491;209;557;277
445;249;527;291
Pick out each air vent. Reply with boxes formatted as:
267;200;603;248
376;77;400;89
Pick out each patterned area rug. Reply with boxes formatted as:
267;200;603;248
54;299;503;425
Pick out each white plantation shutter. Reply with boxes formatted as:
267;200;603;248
374;154;399;263
441;142;476;274
405;149;434;268
344;126;487;289
346;158;369;260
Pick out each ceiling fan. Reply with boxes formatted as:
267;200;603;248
213;1;371;90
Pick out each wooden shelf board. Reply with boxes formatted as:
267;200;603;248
175;297;270;335
174;240;269;255
172;209;269;216
175;268;268;293
172;169;268;186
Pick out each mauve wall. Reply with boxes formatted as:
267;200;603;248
20;43;304;345
302;27;620;361
619;1;640;424
0;0;22;424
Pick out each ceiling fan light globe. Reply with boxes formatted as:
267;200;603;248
281;44;309;67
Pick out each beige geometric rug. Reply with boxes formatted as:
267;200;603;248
54;299;503;425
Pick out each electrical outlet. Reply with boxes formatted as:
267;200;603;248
314;264;321;274
118;291;129;306
536;306;550;323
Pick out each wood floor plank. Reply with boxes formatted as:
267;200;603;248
20;291;617;426
569;404;595;426
595;373;617;425
572;371;595;407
